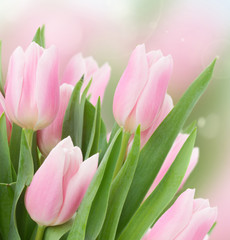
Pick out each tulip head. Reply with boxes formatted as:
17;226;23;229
143;189;217;240
37;83;73;156
62;53;111;105
25;137;98;226
5;42;59;130
113;44;173;133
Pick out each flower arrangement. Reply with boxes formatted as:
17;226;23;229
0;26;217;240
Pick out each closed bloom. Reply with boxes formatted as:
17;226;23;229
142;189;217;240
5;42;59;130
62;53;111;105
25;137;98;226
113;44;173;133
145;134;199;199
37;84;73;156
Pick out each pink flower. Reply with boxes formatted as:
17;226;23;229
145;134;199;200
25;137;98;226
5;42;59;130
140;94;173;148
62;53;111;105
113;44;173;133
37;84;73;156
142;189;217;240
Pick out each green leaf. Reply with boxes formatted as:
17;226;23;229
98;119;108;163
8;130;34;240
9;123;22;175
108;122;120;145
31;132;39;172
183;120;197;134
82;99;101;159
90;99;101;157
62;77;86;148
98;126;141;240
32;25;45;48
85;125;122;240
67;129;122;240
16;189;36;240
43;219;74;240
0;114;12;183
0;41;5;96
0;182;15;240
117;129;197;240
117;59;216;234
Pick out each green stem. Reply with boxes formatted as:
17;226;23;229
35;225;46;240
113;131;131;178
24;129;34;150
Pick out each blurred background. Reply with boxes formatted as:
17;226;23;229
0;0;229;238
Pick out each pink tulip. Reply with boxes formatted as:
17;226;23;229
37;83;73;156
140;93;173;149
62;53;111;105
25;137;98;226
145;134;199;200
113;44;173;133
5;42;59;130
142;189;217;240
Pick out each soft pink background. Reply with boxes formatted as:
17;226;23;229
1;0;229;238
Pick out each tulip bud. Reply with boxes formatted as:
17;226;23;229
142;189;217;240
62;53;111;105
5;42;59;130
25;137;98;226
37;84;73;156
145;134;199;200
113;44;173;133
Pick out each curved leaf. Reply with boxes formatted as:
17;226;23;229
98;126;140;240
117;60;216;234
67;129;122;240
117;129;197;240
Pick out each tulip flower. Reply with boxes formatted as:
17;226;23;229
145;134;199;200
37;83;73;156
5;42;59;130
62;53;111;105
25;136;98;226
113;44;173;133
142;189;217;240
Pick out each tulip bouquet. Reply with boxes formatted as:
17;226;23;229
0;27;217;240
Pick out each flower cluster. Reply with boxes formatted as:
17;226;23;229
0;28;217;240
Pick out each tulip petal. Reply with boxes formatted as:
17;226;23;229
82;56;99;91
136;55;173;130
146;50;163;67
35;45;59;130
147;189;195;240
62;53;85;86
54;153;98;225
37;84;73;156
89;63;111;105
145;134;188;198
25;147;66;226
175;207;217;240
5;46;25;126
193;198;210;213
16;43;43;128
181;147;199;187
140;94;173;148
113;44;148;128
